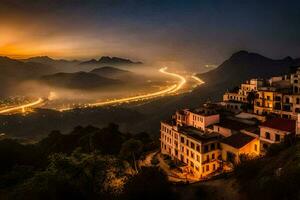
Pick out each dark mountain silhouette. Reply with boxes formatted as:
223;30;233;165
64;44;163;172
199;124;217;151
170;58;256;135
21;56;79;65
90;66;132;79
40;71;121;90
0;56;56;80
21;56;80;72
197;50;300;86
80;56;142;66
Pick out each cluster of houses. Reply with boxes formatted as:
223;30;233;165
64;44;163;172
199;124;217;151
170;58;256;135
160;68;300;179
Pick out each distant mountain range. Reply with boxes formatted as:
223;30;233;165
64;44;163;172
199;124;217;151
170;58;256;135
20;56;79;65
0;55;142;94
80;56;143;66
40;71;121;90
0;56;56;81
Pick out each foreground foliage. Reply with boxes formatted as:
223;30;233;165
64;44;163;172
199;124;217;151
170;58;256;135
235;142;300;200
0;123;169;200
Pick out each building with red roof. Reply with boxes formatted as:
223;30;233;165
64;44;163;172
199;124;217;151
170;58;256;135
259;118;296;153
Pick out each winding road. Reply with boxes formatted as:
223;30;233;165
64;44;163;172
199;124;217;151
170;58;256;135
0;67;205;113
88;67;187;107
0;98;44;114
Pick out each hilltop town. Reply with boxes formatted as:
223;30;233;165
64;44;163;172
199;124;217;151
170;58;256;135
159;67;300;181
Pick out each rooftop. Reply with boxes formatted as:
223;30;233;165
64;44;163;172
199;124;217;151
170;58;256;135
179;126;221;142
176;109;186;115
190;105;219;116
243;126;260;136
221;132;255;149
260;118;296;132
161;119;176;126
214;119;252;131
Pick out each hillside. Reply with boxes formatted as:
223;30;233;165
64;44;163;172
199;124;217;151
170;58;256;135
90;66;132;79
0;56;56;79
40;71;121;90
0;124;159;199
198;51;300;87
81;56;142;66
0;57;57;96
234;142;300;200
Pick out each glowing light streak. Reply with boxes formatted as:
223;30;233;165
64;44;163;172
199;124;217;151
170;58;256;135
59;67;187;111
191;75;205;85
0;98;43;114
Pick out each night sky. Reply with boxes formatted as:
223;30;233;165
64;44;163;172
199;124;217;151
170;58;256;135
0;0;299;69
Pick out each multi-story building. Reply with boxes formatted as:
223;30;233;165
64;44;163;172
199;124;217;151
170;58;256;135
254;87;300;119
161;105;260;179
160;119;222;179
175;104;220;131
160;69;300;180
223;79;263;103
259;118;296;154
254;87;277;115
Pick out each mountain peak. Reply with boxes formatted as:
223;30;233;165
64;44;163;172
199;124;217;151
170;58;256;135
81;56;142;65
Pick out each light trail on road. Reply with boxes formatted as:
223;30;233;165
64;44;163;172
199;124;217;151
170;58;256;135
191;75;205;85
0;98;43;114
83;67;187;108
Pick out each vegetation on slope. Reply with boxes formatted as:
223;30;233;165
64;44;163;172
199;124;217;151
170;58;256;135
0;124;175;200
235;141;300;200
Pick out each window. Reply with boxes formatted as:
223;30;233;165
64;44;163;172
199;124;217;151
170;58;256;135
213;164;216;171
180;137;185;143
212;153;215;160
211;143;215;150
196;155;200;162
275;134;280;142
265;132;271;139
186;139;189;146
204;145;209;153
206;155;209;162
196;145;200;152
285;98;290;104
186;149;189;156
191;152;194;159
206;165;209;172
190;142;195;149
297;98;300;105
190;161;194;167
